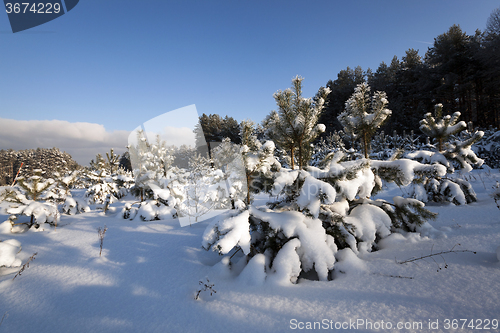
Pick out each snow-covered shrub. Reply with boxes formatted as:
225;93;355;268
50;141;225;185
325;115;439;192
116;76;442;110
405;104;484;205
6;200;59;229
85;181;123;206
475;128;500;169
492;181;500;211
370;130;422;160
211;138;247;208
0;239;22;268
241;125;281;204
61;197;90;215
175;153;225;223
122;200;177;221
202;150;441;284
3;170;60;229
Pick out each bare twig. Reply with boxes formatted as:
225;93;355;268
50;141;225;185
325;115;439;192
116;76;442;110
12;252;37;281
373;273;413;279
0;312;7;327
195;277;216;300
97;226;108;257
397;244;476;272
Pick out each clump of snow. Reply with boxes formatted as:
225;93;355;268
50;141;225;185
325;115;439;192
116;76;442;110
334;248;368;278
344;203;392;253
267;238;302;285
202;210;251;255
250;207;336;282
62;197;90;215
377;233;407;250
0;239;22;267
7;201;59;227
296;175;336;218
238;254;267;286
0;220;11;234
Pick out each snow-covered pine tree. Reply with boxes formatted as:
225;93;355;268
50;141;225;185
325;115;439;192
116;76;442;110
123;130;177;221
105;148;120;174
406;104;484;204
337;82;392;159
176;153;224;224
240;120;280;205
202;93;441;285
4;169;59;229
202;149;443;284
263;76;330;169
211;137;247;208
419;103;465;152
84;152;124;208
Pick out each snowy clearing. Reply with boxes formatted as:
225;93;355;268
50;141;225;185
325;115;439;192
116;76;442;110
1;170;499;333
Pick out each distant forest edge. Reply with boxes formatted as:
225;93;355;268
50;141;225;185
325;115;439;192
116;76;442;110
0;148;80;186
1;9;499;184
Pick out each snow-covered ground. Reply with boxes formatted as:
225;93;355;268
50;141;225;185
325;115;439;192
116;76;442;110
1;170;499;332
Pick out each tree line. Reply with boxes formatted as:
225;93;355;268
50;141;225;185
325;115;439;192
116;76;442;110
320;8;500;137
0;147;80;186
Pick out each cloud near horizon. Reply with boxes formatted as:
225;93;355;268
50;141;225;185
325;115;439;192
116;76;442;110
0;118;130;165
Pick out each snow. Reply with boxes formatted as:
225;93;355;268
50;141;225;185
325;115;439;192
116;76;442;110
0;239;22;267
0;170;499;332
249;207;336;281
202;210;251;255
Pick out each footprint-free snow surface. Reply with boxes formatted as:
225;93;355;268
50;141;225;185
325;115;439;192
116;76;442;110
1;171;499;332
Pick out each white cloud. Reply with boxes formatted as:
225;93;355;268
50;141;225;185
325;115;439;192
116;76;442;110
0;118;130;165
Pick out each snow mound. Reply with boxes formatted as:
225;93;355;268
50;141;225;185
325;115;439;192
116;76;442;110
238;254;267;286
0;239;22;268
334;248;368;277
0;221;11;234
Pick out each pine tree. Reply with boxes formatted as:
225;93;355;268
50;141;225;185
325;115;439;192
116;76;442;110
176;153;223;224
4;169;60;228
337;82;392;159
240;120;280;205
106;148;121;174
407;103;484;204
263;76;330;169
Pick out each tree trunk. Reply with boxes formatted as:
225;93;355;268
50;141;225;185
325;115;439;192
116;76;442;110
290;149;295;169
298;140;303;169
363;130;369;159
246;171;251;205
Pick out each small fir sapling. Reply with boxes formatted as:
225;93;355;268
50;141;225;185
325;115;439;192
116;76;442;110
263;76;330;169
407;103;484;204
4;169;60;229
122;130;177;221
240;120;280;205
176;153;224;223
210;137;247;208
337;82;392;159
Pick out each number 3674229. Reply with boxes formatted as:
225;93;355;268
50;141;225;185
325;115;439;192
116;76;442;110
5;3;61;14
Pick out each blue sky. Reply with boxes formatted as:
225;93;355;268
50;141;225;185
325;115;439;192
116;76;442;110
0;0;499;164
